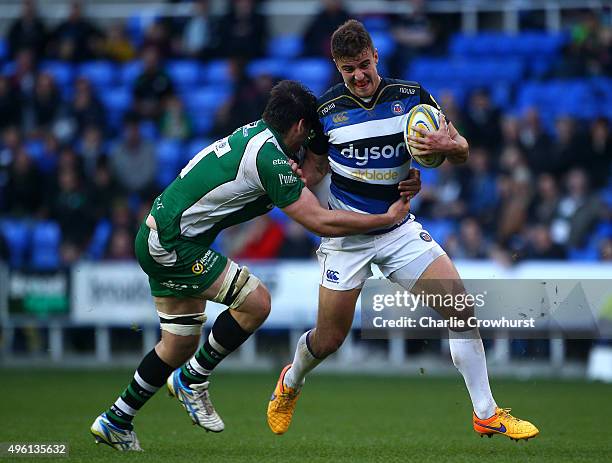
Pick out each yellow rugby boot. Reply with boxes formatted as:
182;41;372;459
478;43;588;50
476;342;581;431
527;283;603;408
473;407;539;441
267;364;301;435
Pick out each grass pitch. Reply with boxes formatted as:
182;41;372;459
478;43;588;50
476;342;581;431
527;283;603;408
0;369;610;462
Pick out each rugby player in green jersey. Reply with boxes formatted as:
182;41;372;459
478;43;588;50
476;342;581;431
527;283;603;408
90;80;420;451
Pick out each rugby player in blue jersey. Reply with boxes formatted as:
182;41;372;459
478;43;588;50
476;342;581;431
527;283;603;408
267;19;539;441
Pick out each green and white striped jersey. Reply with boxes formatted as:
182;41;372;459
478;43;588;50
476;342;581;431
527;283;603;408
150;120;304;248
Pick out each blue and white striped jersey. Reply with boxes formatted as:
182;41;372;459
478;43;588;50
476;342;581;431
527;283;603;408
309;78;441;219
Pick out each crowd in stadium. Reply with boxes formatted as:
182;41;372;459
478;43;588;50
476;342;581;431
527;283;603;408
0;0;610;270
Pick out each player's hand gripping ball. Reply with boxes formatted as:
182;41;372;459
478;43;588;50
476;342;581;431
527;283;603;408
404;104;446;168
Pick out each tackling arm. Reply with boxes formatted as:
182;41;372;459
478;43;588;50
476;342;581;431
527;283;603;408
282;188;410;237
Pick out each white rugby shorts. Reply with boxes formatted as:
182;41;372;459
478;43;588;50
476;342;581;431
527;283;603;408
316;219;446;291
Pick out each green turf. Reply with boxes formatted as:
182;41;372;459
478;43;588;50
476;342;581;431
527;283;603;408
0;369;610;462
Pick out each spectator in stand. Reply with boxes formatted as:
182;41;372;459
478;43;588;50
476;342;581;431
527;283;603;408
233;216;285;260
133;46;174;122
302;0;350;58
9;48;37;101
0;76;22;131
105;227;135;260
0;127;22;205
109;199;138;233
4;146;45;217
68;78;106;137
600;239;612;261
388;0;436;77
142;21;173;59
212;70;274;138
182;0;218;59
109;115;157;198
463;88;502;153
6;0;47;62
278;221;317;259
523;224;567;260
462;147;497;230
519;107;552;174
217;0;267;59
585;117;611;190
88;156;119;222
49;1;103;62
529;173;561;226
566;9;611;77
445;217;489;260
416;160;466;220
38;132;60;176
26;73;61;135
549;116;588;175
101;23;137;62
551;168;603;249
159;95;192;141
50;165;93;253
79;125;107;178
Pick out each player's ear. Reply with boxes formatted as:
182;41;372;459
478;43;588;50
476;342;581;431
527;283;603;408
373;48;379;65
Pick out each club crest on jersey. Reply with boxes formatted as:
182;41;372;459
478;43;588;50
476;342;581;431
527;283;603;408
392;101;405;115
420;231;432;242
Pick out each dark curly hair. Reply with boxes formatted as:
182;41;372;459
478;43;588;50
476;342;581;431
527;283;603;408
331;19;374;61
262;80;319;135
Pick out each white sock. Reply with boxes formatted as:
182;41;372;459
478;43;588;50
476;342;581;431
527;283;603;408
449;329;497;419
284;331;322;389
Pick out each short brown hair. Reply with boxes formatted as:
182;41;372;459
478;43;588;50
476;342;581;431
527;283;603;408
331;19;373;60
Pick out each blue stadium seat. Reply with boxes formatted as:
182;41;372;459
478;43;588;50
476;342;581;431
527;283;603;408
139;120;159;140
246;58;288;79
285;58;332;95
120;60;143;86
86;219;112;260
166;60;201;90
40;61;74;88
370;31;396;57
126;13;157;47
99;86;133;129
0;219;30;269
186;138;213;163
77;61;117;89
361;16;390;32
24;140;45;161
183;85;232;133
0;38;7;62
418;219;456;246
0;61;15;76
156;139;183;187
203;59;233;84
267;35;304;58
30;221;61;271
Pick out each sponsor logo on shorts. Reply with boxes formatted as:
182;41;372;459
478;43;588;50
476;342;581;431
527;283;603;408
161;280;190;290
392;101;405;115
420;231;432;242
326;269;340;282
192;262;204;274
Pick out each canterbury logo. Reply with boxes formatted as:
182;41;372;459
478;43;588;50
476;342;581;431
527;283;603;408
332;112;349;124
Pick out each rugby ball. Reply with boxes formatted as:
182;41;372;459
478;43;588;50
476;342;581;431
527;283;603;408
404;104;445;168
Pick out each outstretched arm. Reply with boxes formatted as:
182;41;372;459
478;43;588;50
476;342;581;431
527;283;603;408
282;188;410;237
